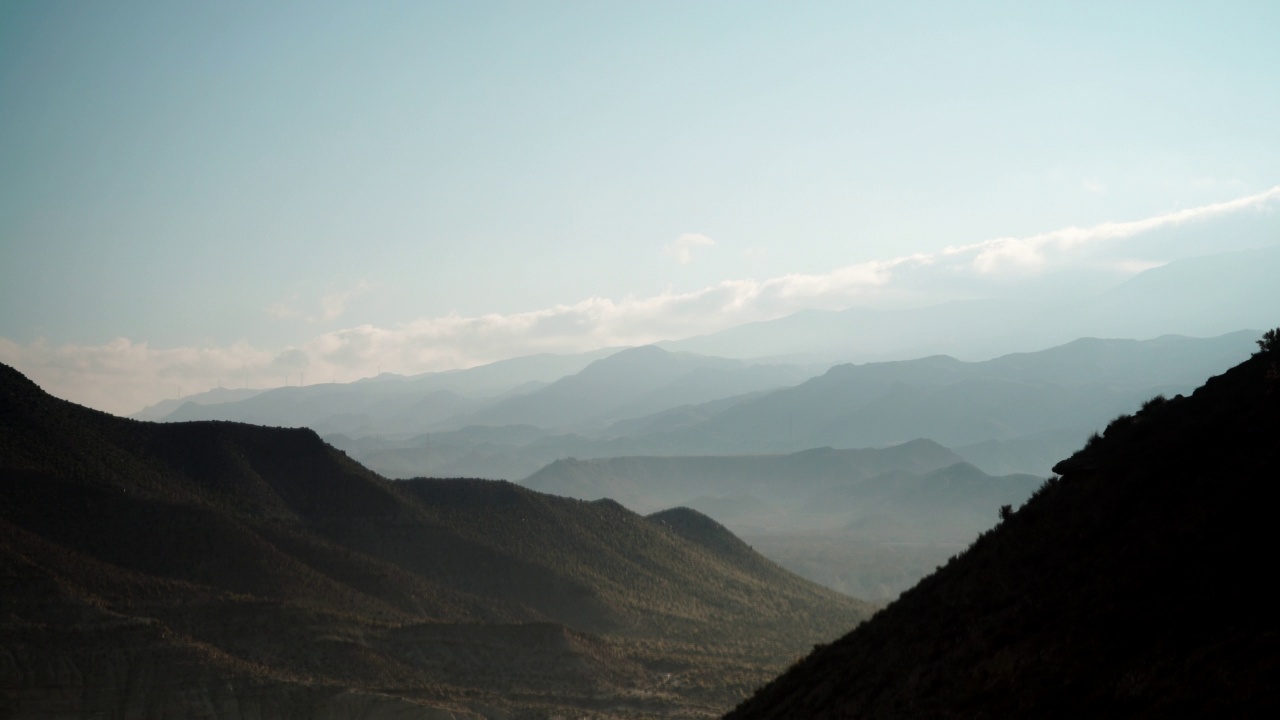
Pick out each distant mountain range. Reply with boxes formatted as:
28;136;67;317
0;362;868;718
524;442;1041;542
130;247;1272;492
143;347;624;434
135;245;1277;478
324;331;1256;482
141;331;1256;609
130;385;265;421
506;331;1254;604
150;345;823;438
725;332;1280;718
453;345;821;431
656;331;1257;458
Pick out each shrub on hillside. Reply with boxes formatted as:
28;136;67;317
1256;328;1279;355
1103;413;1134;437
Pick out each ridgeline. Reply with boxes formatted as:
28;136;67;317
725;332;1280;718
0;362;870;719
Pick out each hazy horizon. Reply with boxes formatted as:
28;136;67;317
3;1;1278;414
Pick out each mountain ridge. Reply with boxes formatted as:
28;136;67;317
0;361;870;719
724;331;1280;718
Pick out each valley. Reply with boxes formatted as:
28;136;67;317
139;330;1259;605
6;6;1277;717
4;329;1275;716
726;331;1280;718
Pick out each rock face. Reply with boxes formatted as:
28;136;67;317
725;336;1280;719
0;362;869;719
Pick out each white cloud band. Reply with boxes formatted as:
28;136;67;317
3;186;1277;415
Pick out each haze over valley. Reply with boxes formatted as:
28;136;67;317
131;328;1262;600
3;1;1278;717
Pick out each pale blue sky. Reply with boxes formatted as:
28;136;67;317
2;1;1278;412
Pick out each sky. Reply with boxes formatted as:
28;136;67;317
2;0;1278;415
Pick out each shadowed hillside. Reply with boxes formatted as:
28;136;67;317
524;445;1041;603
724;331;1280;719
0;363;870;719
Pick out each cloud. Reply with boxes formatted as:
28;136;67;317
320;280;375;321
663;233;716;264
4;186;1278;416
265;296;303;320
0;336;277;416
945;185;1280;276
0;269;893;415
267;280;375;323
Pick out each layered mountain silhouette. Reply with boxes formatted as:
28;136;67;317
140;333;1255;610
130;385;264;421
618;331;1258;475
455;346;819;431
724;332;1280;718
294;334;1259;604
0;363;869;718
150;347;623;435
525;439;963;510
141;333;1255;485
157;345;819;439
324;332;1255;482
522;442;1040;540
519;442;1044;601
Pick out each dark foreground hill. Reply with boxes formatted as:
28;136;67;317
725;334;1280;719
0;363;870;719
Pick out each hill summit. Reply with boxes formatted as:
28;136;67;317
726;330;1280;718
0;362;869;719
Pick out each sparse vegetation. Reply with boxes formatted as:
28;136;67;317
1256;327;1279;355
1140;394;1167;412
1104;412;1134;436
0;362;870;720
1029;474;1061;502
